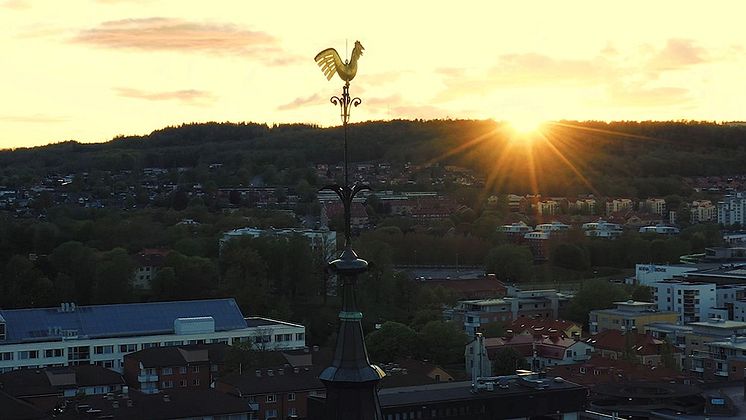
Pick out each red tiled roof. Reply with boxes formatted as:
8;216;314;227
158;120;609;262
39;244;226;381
507;319;581;336
585;330;663;356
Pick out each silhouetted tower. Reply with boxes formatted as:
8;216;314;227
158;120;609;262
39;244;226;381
317;88;385;420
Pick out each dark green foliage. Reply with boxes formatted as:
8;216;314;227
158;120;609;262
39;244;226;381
565;279;630;326
491;348;529;375
550;243;590;271
484;244;534;282
417;321;469;365
365;322;417;363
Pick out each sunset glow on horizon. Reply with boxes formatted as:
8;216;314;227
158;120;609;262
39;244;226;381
1;0;745;149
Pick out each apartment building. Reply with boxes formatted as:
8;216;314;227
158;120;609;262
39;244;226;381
536;200;560;216
642;198;667;215
450;289;571;337
0;299;306;374
704;336;746;380
690;200;717;223
684;319;746;378
651;280;716;323
605;198;634;216
588;301;677;335
718;192;746;226
123;343;228;394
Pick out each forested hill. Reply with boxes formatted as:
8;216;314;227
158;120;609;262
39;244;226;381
2;120;746;196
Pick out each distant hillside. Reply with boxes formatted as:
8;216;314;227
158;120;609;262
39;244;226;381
1;119;745;197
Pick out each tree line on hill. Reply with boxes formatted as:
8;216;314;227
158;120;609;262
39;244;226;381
2;120;745;197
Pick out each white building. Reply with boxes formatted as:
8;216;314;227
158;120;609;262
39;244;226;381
582;220;622;239
634;263;701;286
535;221;570;232
498;222;533;235
651;280;716;324
718;192;746;226
638;225;680;235
0;299;305;374
220;227;337;260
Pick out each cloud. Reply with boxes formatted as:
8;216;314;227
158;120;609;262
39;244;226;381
72;18;287;63
1;0;30;9
114;87;215;105
277;93;324;111
365;94;402;107
606;84;691;108
0;114;66;123
647;38;706;71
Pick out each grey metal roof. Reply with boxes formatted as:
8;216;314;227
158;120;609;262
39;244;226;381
0;299;247;344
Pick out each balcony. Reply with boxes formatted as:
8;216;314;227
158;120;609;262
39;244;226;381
137;374;158;382
715;370;729;377
690;366;704;373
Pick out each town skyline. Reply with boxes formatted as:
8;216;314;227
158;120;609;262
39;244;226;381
1;0;745;149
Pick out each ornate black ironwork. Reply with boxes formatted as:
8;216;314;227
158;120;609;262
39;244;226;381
316;80;384;420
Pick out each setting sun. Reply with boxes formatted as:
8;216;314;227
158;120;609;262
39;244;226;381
506;117;548;136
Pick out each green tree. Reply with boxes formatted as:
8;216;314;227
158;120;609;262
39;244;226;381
417;321;468;365
484;244;533;282
550;243;590;271
365;322;417;363
565;279;629;326
481;322;507;338
491;347;529;375
93;248;134;304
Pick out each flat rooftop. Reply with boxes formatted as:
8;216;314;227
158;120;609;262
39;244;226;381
379;378;584;407
689;320;746;329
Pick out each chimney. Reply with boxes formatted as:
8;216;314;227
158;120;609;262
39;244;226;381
255;369;261;377
163;394;171;403
293;367;300;374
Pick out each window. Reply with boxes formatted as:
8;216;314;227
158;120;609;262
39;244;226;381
266;394;277;403
144;368;156;376
265;409;278;420
192;378;200;386
44;349;63;358
164;341;183;347
18;350;39;360
162;367;173;375
211;364;219;372
94;345;114;355
162;380;174;388
192;365;200;373
120;344;137;353
288;392;295;401
296;333;305;341
1;352;13;361
142;342;160;349
179;380;187;387
0;323;5;340
288;408;297;417
566;350;572;357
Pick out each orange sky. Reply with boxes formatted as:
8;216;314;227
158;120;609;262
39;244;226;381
1;0;744;149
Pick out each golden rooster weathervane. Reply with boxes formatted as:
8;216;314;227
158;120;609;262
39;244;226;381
314;40;365;83
313;40;368;250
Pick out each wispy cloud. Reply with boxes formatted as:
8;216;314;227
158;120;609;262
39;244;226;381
1;0;30;10
647;38;706;71
277;93;322;111
72;18;291;64
114;87;215;105
607;84;691;108
0;114;66;123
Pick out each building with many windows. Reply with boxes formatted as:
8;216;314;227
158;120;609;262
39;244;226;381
0;299;305;374
589;301;677;335
582;220;623;238
690;200;717;223
651;280;716;323
718;192;746;226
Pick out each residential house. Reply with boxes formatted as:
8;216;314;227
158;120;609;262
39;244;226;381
585;330;682;368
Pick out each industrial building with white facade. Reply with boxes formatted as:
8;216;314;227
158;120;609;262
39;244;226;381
0;298;305;373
